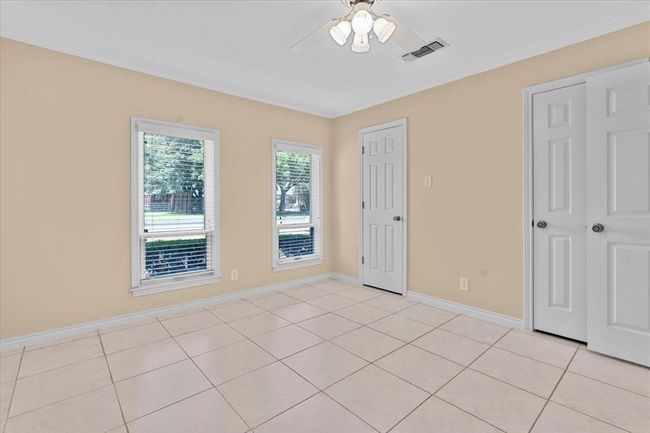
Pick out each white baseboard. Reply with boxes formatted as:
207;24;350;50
407;290;523;329
330;272;362;286
0;272;339;351
1;273;522;350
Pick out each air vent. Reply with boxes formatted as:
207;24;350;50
402;39;448;62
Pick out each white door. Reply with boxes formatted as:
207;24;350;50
586;62;650;366
533;84;588;341
362;124;405;294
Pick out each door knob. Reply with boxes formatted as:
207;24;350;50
393;216;402;222
536;220;547;228
592;223;605;233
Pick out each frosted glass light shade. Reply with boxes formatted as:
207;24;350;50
329;20;352;45
373;17;396;43
351;9;373;34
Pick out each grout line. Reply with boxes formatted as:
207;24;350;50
382;317;509;433
509;327;582;349
323;392;382;433
527;345;579;433
104;336;171;357
329;306;396;327
531;345;640;433
282;312;465;432
203;337;325;430
546;400;635;433
12;353;107;381
121;387;214;427
489;344;572;370
99;319;160;337
157;316;225;338
0;286;387;431
435;326;503;345
22;332;99;354
386;308;461;329
294;316;362;339
466;366;556;400
421;316;511;346
409;324;592;383
206;301;266;322
2;362;126;423
264;325;382;432
236;325;379;431
6;374;118;421
191;288;411;431
192;339;284;388
2;286;639;433
440;335;649;402
394;328;518;433
1;346;25;433
104;335;184;358
98;330;131;433
371;357;457;396
154;317;252;431
228;315;294;339
558;369;650;400
112;357;189;384
0;309;612;432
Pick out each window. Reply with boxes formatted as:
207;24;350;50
272;140;322;270
131;118;219;296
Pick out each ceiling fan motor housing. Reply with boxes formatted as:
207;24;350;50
341;0;380;8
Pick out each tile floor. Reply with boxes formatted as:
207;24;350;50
0;279;648;433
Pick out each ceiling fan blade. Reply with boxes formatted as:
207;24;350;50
383;14;426;53
291;19;338;53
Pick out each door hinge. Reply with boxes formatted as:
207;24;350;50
361;256;365;265
362;201;365;209
362;146;365;154
532;219;534;227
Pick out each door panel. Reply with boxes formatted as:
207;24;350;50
608;129;649;214
533;83;587;341
549;235;571;309
362;125;404;294
608;243;649;331
586;62;650;366
549;139;571;212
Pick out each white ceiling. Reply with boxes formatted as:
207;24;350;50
1;1;648;117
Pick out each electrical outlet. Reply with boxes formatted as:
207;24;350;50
459;277;469;291
424;175;432;188
231;269;239;281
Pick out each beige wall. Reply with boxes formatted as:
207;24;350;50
2;23;648;338
0;38;333;338
332;22;650;319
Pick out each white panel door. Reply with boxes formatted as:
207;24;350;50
533;84;587;341
362;125;404;294
586;62;650;366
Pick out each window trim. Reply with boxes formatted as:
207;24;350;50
271;139;323;271
130;117;220;296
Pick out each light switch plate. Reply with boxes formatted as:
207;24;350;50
459;277;469;291
424;176;432;188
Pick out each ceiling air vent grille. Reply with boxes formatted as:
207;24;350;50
402;39;448;62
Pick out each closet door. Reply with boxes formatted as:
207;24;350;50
533;84;587;341
586;61;650;366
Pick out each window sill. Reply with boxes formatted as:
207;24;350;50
273;257;323;272
131;272;220;297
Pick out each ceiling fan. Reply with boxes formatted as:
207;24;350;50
291;0;427;55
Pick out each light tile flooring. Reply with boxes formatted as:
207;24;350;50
1;279;648;433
